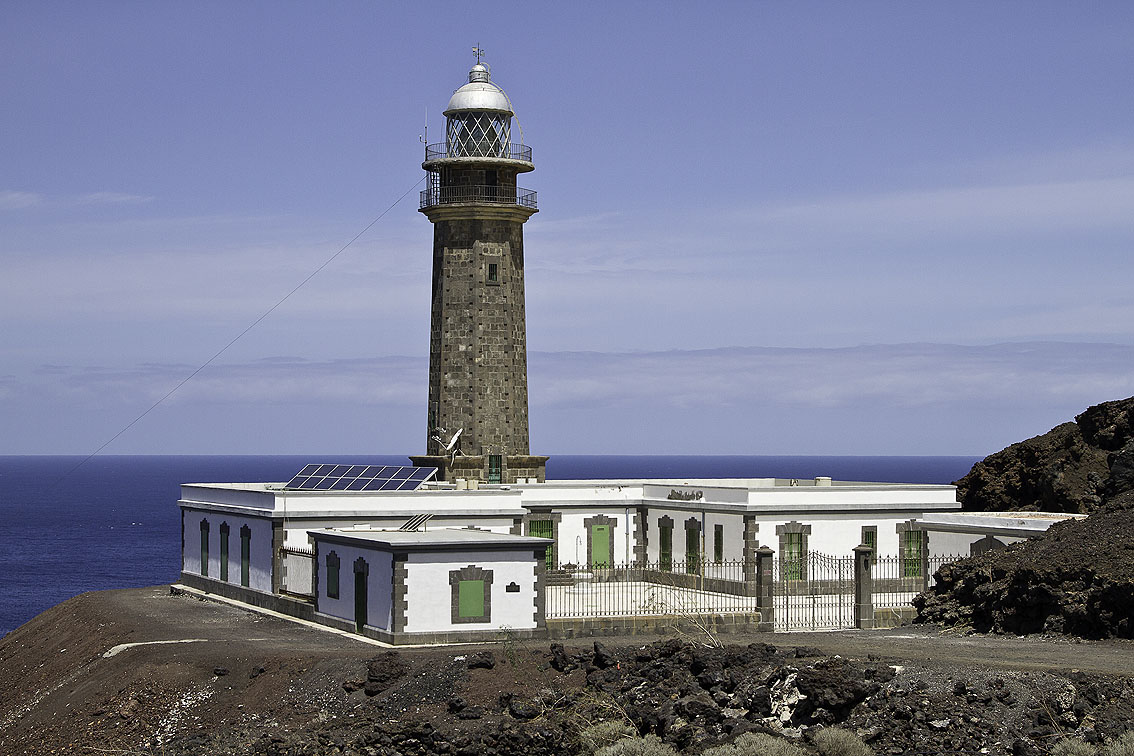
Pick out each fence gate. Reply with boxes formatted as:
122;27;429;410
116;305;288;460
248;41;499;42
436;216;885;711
774;552;856;631
279;545;315;598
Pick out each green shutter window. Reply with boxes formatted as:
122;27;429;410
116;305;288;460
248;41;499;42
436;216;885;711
488;454;502;484
240;525;251;587
219;523;230;581
863;527;877;565
458;579;485;618
487;262;499;283
199;520;209;577
782;532;804;581
528;520;554;569
685;528;700;574
659;524;673;572
327;552;340;599
902;530;924;577
714;524;723;563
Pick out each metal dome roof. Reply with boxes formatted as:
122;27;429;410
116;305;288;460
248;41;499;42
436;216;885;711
444;62;513;115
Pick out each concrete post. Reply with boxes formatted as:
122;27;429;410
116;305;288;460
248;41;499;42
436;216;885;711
853;544;874;630
755;545;775;631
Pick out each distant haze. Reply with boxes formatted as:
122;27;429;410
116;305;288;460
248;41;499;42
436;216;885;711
2;4;1133;455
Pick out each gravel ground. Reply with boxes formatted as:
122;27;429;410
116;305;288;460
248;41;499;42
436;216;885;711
2;586;1133;755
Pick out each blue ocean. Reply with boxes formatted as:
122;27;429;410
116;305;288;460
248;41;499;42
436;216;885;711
0;455;979;637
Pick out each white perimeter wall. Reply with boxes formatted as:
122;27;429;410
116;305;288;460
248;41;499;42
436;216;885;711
922;529;1026;557
182;509;273;594
402;550;538;634
314;543;394;631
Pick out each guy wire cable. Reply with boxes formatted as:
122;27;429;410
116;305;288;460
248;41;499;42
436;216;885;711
53;175;427;487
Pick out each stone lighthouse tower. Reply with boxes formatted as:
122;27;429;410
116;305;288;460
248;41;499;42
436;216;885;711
409;58;547;484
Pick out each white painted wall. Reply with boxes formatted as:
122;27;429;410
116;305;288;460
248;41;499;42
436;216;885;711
704;511;746;561
745;485;958;510
280;515;517;549
402;550;539;633
313;543;394;631
182;509;273;593
922;529;1025;556
640;508;938;560
555;507;636;567
758;513;919;557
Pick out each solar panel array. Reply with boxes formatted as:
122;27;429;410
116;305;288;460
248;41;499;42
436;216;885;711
284;464;437;491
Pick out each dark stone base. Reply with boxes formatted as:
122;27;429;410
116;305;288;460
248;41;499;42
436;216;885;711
174;574;315;621
313;610;547;645
545;611;770;639
410;454;549;484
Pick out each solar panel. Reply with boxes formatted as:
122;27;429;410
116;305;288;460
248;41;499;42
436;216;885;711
284;464;438;491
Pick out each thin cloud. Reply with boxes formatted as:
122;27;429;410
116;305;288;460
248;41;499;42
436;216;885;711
76;192;155;205
0;190;43;209
13;342;1133;412
739;177;1134;238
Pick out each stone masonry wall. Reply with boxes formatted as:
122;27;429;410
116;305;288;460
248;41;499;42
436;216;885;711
427;178;532;460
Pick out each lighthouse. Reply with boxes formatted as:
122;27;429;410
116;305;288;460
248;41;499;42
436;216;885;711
410;57;548;484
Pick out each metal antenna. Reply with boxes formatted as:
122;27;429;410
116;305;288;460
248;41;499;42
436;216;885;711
473;45;485;64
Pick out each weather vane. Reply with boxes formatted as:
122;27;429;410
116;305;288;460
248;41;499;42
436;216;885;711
473;45;485;64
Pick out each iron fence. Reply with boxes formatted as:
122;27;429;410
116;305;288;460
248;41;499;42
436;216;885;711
871;553;964;609
542;551;968;631
425;142;532;162
419;184;537;210
544;559;759;619
774;553;856;631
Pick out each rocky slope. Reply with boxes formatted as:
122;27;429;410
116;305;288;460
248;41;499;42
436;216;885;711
917;396;1134;638
955;396;1134;514
4;588;1134;756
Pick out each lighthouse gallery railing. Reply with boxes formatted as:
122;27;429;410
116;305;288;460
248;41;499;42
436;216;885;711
420;185;538;210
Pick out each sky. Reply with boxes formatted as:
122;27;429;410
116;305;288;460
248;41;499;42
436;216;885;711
2;2;1134;456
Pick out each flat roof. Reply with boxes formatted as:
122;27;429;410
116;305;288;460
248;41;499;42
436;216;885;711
309;527;551;550
184;477;955;493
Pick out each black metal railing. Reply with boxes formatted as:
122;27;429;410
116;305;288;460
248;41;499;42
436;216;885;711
544;559;759;619
425;142;532;162
420;185;537;210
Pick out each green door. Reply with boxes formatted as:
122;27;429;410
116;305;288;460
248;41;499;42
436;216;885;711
591;524;611;569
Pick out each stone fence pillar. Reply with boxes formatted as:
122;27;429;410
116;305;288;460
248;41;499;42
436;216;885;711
755;545;775;631
853;544;874;630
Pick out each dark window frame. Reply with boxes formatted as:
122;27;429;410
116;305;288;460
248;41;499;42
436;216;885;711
449;565;493;624
326;550;340;599
240;525;251;587
219;522;230;581
658;516;674;572
199;519;209;577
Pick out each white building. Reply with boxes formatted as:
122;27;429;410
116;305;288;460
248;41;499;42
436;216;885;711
176;469;1076;643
